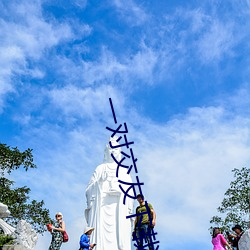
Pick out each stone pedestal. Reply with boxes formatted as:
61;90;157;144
2;246;26;250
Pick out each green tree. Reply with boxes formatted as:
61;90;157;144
0;234;14;246
0;143;52;233
210;167;250;232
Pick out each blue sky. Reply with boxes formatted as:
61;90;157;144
1;0;250;249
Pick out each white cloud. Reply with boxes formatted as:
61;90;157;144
189;8;210;33
0;45;25;109
48;84;125;121
127;43;158;84
224;84;250;114
73;0;87;9
196;20;235;63
81;46;158;86
0;1;74;110
160;7;240;68
0;2;73;58
82;48;127;85
112;0;148;26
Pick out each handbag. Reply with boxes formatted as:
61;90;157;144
62;230;69;242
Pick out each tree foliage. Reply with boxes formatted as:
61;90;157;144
0;234;14;246
0;143;52;233
0;144;36;175
210;167;250;232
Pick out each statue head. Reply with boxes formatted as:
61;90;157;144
103;136;121;163
0;202;10;218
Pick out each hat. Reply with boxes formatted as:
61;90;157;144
232;225;243;231
84;227;95;234
55;212;63;218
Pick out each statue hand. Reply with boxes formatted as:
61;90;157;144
102;171;108;180
88;195;95;207
128;207;133;214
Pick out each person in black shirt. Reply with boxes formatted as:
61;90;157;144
228;224;244;250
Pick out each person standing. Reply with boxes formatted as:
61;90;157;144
211;227;232;250
48;212;66;250
133;194;156;250
79;227;96;250
230;225;244;250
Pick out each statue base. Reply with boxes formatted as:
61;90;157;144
1;245;26;250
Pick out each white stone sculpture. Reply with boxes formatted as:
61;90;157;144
85;137;134;250
0;202;15;235
0;203;11;218
239;229;250;250
0;203;37;250
13;220;38;250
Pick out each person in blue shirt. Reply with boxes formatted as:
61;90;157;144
79;227;96;250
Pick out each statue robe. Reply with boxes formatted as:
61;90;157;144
85;162;134;250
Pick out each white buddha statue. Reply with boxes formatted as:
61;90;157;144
85;137;134;250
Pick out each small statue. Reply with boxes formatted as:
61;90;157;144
0;202;38;250
13;220;38;250
0;202;15;235
0;202;11;218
